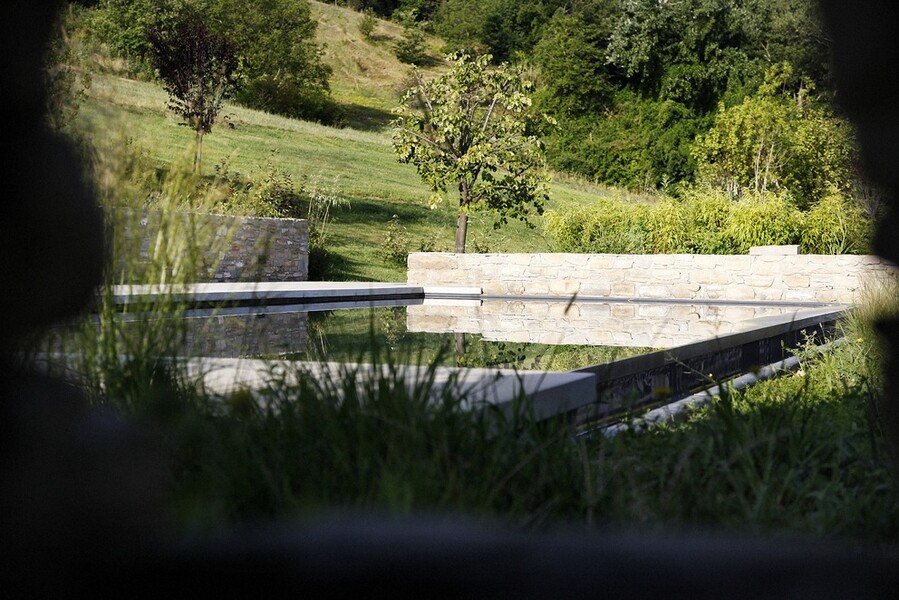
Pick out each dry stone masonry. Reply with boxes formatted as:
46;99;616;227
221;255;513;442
116;209;309;283
408;247;898;305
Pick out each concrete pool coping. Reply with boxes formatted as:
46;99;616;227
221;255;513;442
111;282;483;306
191;358;598;421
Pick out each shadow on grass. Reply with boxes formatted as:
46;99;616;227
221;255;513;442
340;103;397;132
337;196;440;226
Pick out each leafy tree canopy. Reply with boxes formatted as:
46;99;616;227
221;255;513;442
393;52;552;252
90;0;336;123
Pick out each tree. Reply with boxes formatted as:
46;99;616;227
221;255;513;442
392;52;551;253
148;9;238;172
693;63;855;207
91;0;336;124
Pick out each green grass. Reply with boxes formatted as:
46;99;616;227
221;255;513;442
72;68;649;281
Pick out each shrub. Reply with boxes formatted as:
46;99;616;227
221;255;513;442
359;9;377;40
234;76;346;127
724;192;804;253
394;24;428;64
645;197;687;253
801;188;872;254
544;202;649;253
381;214;410;266
215;160;306;219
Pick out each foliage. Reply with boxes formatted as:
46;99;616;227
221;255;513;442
606;0;753;112
44;5;93;131
381;214;411;265
531;9;616;119
723;191;804;252
89;0;338;125
644;190;736;254
693;64;855;208
545;187;869;255
237;74;345;126
434;0;564;62
214;158;307;219
359;8;378;40
393;51;551;252
801;187;871;254
544;202;649;254
393;16;428;64
147;7;239;172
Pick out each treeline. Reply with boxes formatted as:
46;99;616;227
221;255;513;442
334;0;862;214
78;0;866;219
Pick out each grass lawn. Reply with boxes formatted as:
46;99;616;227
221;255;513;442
74;69;654;281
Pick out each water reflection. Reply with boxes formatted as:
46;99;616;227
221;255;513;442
123;297;834;359
406;298;827;348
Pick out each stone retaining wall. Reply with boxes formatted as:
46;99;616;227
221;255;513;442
407;250;898;304
114;209;308;282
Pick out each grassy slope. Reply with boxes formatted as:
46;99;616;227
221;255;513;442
73;1;650;282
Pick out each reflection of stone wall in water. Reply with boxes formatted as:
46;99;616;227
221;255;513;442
408;249;898;304
407;300;804;348
180;311;309;358
114;209;309;283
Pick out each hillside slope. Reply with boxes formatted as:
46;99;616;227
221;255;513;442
309;1;446;131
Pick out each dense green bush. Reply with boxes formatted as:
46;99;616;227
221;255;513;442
693;64;855;208
544;95;706;190
546;188;871;255
381;214;411;265
801;188;871;254
724;192;804;252
544;202;649;254
643;191;735;254
233;76;346;126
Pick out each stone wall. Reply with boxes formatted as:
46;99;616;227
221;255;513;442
407;249;899;304
113;209;309;283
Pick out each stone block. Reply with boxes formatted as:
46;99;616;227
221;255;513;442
612;304;635;318
611;282;636;297
782;274;811;288
749;245;799;255
635;284;672;298
580;282;612;296
671;283;701;299
724;285;756;301
784;289;817;302
692;270;732;285
548;279;581;295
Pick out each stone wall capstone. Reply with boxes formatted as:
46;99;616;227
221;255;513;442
407;250;899;305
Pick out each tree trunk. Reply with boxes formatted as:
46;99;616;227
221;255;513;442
455;178;470;253
193;128;204;173
455;211;468;253
454;332;466;358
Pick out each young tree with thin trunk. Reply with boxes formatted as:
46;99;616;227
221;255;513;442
148;11;238;173
392;52;551;253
